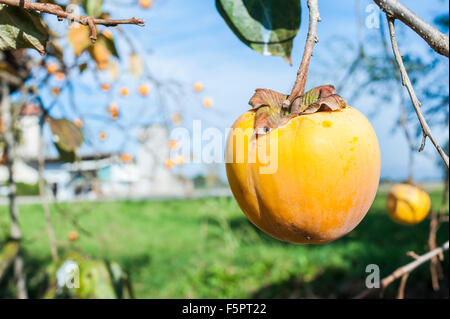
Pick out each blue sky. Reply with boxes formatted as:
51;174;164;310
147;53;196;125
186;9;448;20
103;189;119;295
40;0;449;181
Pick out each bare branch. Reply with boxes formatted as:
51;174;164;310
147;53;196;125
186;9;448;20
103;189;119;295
387;18;449;168
373;0;449;57
355;240;449;299
396;273;409;299
0;0;144;43
283;0;321;108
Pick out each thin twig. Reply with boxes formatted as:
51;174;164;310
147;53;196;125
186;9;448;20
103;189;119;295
373;0;449;57
396;273;409;299
387;18;449;168
0;0;144;43
283;0;321;108
355;241;449;299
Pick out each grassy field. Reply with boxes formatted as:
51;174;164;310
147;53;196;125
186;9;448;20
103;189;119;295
0;190;448;298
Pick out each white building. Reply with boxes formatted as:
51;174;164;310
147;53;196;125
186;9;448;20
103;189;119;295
0;107;192;200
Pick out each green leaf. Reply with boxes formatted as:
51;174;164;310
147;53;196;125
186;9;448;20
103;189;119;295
216;0;301;63
46;117;84;162
0;4;49;55
54;143;77;163
82;0;104;18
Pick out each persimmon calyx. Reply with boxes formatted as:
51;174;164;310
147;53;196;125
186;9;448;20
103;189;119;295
248;85;347;135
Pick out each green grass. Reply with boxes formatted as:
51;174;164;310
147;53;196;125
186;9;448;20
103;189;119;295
0;190;448;298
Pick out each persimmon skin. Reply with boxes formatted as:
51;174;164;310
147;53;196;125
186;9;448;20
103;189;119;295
225;106;381;244
386;183;430;225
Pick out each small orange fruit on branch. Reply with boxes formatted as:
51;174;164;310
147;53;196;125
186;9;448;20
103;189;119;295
386;182;431;225
99;132;107;140
101;83;111;92
138;84;151;96
55;72;66;81
171;113;182;125
68;231;79;242
202;97;213;108
46;63;59;74
108;102;119;113
74;119;83;128
172;155;185;166
51;87;61;96
165;159;174;169
111;109;119;120
121;153;133;163
169;140;179;150
120;87;129;97
193;82;204;92
139;0;152;9
225;85;381;244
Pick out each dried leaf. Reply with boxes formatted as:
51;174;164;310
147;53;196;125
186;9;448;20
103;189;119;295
249;89;287;109
68;25;92;56
79;63;88;73
301;94;347;114
108;61;120;80
301;85;336;108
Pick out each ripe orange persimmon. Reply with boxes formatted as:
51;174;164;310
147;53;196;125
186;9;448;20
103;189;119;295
120;87;129;97
55;72;65;81
101;83;111;92
386;183;431;225
46;63;59;74
202;97;213;108
111;109;119;120
225;106;381;244
138;84;151;96
139;0;152;8
193;82;204;92
171;113;182;125
74;119;83;128
172;155;185;165
121;153;133;163
99;132;107;140
169;140;179;150
165;159;174;169
108;102;118;113
51;87;61;96
68;231;79;242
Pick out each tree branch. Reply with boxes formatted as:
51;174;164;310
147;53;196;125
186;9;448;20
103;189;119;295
387;18;449;169
283;0;321;108
0;0;144;42
373;0;449;57
355;240;449;299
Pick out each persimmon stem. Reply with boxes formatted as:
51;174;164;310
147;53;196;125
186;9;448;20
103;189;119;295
283;0;321;109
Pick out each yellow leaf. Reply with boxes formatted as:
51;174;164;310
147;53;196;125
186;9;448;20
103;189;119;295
68;25;92;56
129;53;143;78
107;61;120;80
90;40;111;70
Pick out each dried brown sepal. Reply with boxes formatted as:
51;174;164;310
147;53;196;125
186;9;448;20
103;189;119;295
249;88;287;109
291;84;336;114
254;105;284;135
300;94;347;114
249;85;346;136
